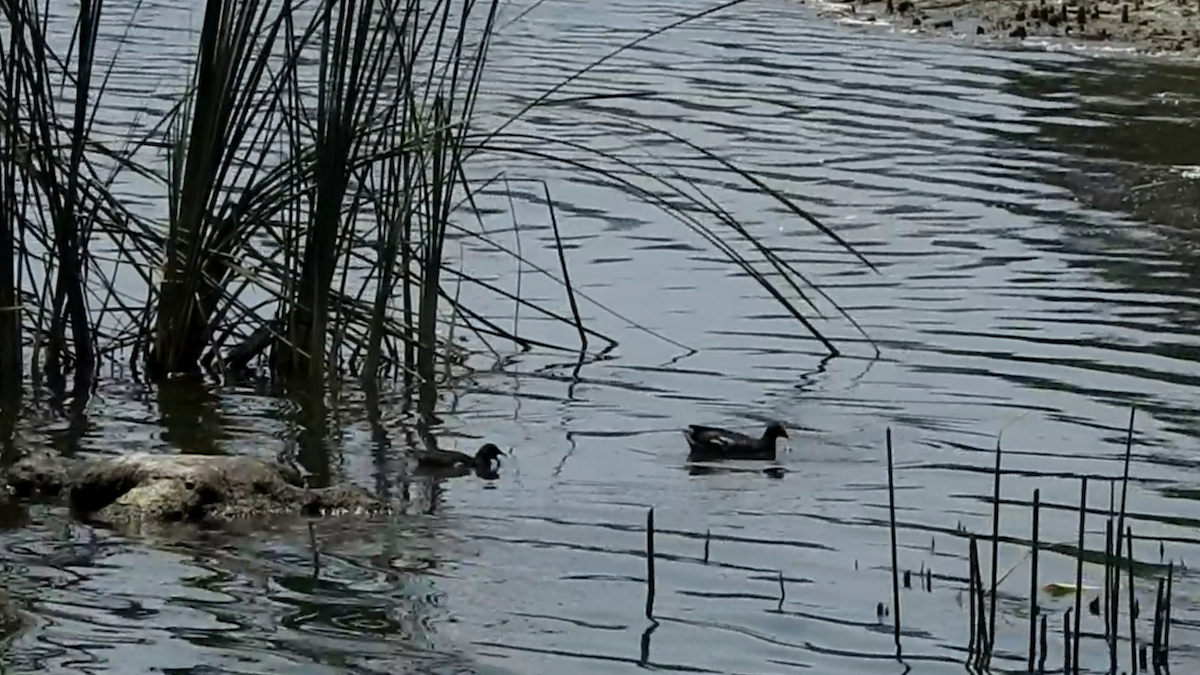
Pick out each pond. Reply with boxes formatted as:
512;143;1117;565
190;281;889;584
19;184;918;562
4;0;1200;673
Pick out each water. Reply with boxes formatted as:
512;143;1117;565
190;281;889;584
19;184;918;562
4;0;1200;673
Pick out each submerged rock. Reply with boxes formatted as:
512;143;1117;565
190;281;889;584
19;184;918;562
3;453;387;525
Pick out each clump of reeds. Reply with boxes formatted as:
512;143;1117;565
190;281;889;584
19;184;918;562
879;406;1178;674
0;0;876;427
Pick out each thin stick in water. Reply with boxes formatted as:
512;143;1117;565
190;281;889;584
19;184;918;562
1114;406;1136;669
777;570;785;611
1152;577;1164;670
1072;477;1087;674
1028;488;1040;672
1108;500;1119;669
1128;527;1138;675
1163;560;1173;664
645;507;656;620
1105;519;1114;654
703;528;710;564
542;185;587;352
987;434;1002;667
1038;612;1048;674
1064;608;1073;675
886;427;902;656
970;535;990;666
969;535;979;661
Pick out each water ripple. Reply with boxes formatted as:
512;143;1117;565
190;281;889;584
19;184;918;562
9;0;1200;673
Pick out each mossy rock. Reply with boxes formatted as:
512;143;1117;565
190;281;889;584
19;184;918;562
3;452;387;525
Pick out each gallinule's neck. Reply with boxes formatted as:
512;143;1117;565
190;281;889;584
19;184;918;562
760;422;789;447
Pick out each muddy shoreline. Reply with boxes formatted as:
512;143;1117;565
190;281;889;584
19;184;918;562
814;0;1200;59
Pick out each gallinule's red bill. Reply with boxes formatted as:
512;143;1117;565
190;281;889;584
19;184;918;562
683;422;788;461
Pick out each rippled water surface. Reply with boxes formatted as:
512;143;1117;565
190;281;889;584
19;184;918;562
5;0;1200;673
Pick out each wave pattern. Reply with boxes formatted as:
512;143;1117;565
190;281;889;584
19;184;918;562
4;0;1200;673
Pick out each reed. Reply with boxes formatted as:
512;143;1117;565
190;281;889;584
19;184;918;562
964;533;974;658
1128;527;1138;675
969;534;979;661
1073;477;1087;674
1105;518;1113;645
969;534;990;666
986;436;1002;668
1064;608;1073;674
1152;576;1164;669
1112;407;1136;668
1038;612;1048;674
646;507;656;620
1028;488;1040;672
1162;561;1173;667
886;427;902;655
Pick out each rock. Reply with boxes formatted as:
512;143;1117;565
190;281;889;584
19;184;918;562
3;453;388;525
1011;23;1029;37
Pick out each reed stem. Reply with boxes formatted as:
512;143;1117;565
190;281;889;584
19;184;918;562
1163;560;1173;665
646;507;656;620
1128;527;1138;675
1038;612;1047;674
1152;576;1164;671
1064;608;1072;675
886;427;902;655
1028;487;1040;672
1073;476;1087;675
969;535;990;667
987;436;1002;667
969;535;978;661
1114;406;1136;670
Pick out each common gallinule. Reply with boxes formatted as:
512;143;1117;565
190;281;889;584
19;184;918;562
683;422;788;461
415;443;505;472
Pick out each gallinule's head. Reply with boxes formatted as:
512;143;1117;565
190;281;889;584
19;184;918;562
474;443;506;465
765;422;789;441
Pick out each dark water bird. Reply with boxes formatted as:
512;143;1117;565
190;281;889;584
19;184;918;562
683;422;789;461
415;443;505;473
